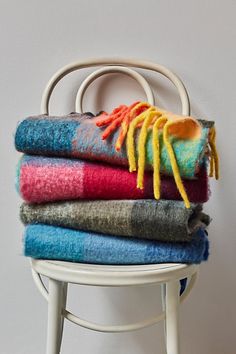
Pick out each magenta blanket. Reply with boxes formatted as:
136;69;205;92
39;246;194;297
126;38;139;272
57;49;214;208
17;155;209;203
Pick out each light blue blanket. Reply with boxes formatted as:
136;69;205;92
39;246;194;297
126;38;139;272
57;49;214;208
24;224;209;264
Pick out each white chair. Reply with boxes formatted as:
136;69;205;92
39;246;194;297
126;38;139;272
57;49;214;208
31;59;199;354
32;260;198;354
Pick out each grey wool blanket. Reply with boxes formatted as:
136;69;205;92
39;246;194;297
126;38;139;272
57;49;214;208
20;200;210;242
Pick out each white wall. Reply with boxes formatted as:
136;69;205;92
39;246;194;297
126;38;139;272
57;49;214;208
1;0;236;353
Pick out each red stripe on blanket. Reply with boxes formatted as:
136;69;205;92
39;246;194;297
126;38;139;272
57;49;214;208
83;162;152;199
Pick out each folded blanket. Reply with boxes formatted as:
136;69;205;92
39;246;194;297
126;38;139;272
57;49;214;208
15;113;209;178
17;155;209;203
24;224;209;264
20;200;210;242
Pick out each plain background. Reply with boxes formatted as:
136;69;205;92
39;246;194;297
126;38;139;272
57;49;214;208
1;0;236;353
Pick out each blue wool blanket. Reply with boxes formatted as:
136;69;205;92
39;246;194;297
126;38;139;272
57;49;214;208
24;224;209;264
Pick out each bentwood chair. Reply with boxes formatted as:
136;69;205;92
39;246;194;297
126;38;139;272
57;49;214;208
30;58;198;354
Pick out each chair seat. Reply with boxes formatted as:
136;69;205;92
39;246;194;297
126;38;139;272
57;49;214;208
31;259;198;287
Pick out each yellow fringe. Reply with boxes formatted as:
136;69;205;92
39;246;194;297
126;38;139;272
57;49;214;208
127;107;154;172
209;156;215;177
137;111;160;189
209;127;219;180
152;116;168;199
209;133;215;178
163;121;191;208
209;127;215;177
125;102;219;208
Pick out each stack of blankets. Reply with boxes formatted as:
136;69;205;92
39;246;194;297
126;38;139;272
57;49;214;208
15;101;219;265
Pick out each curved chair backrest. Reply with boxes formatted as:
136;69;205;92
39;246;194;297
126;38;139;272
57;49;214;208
40;58;190;116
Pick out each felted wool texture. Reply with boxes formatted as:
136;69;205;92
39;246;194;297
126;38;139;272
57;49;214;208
17;155;209;203
24;224;209;265
20;200;211;242
15;113;210;178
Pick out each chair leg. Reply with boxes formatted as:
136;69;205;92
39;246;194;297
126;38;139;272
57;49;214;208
46;278;64;354
58;282;68;350
165;281;180;354
161;283;167;348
